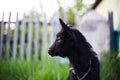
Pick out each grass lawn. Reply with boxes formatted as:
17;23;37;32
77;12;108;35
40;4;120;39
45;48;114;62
0;58;69;80
0;52;120;80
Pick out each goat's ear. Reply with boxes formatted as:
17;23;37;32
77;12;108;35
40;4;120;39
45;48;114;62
59;18;71;32
59;18;67;29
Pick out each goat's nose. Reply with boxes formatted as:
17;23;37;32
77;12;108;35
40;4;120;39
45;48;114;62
48;49;53;54
48;49;51;53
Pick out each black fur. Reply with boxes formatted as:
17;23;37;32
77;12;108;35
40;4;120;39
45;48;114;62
48;18;100;80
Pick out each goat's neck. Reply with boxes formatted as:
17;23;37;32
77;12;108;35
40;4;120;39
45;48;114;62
68;51;90;77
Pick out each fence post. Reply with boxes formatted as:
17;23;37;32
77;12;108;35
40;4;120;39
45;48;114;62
12;12;19;59
34;13;40;60
114;31;119;53
49;12;60;45
20;13;26;59
5;12;11;58
49;18;55;45
41;13;48;61
55;12;60;33
27;12;33;61
109;12;115;52
0;12;4;56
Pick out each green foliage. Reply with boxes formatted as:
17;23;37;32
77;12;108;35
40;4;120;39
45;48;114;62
0;58;69;80
66;0;84;23
74;0;83;11
2;51;120;80
67;8;75;23
100;52;120;80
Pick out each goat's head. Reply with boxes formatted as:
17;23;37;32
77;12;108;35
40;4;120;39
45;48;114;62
48;18;76;57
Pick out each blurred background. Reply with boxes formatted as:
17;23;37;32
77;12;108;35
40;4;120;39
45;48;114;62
0;0;120;80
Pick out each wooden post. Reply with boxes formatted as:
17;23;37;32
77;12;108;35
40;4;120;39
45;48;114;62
20;13;26;59
109;11;115;52
5;12;11;58
0;12;4;56
49;18;54;45
27;12;33;61
34;13;40;60
12;12;19;59
41;13;48;61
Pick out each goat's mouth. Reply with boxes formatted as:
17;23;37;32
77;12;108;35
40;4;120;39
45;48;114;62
48;49;67;58
48;49;58;56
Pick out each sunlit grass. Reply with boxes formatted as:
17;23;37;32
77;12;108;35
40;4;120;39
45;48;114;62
100;52;120;80
1;51;120;80
0;58;69;80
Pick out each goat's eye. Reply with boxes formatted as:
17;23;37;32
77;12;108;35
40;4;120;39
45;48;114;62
56;36;63;43
57;36;61;40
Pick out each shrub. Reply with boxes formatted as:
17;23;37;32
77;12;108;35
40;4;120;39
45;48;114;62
100;52;120;80
0;58;69;80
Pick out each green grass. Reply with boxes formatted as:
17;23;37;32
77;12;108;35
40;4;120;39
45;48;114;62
0;58;69;80
1;51;120;80
100;52;120;80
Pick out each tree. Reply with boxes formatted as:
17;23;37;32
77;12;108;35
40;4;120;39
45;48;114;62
67;8;74;24
67;0;84;23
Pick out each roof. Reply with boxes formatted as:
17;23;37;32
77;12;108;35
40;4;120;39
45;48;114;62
92;0;102;9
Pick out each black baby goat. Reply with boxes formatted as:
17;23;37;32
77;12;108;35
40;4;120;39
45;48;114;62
48;18;100;80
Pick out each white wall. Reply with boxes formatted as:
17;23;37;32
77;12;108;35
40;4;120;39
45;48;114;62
95;0;120;29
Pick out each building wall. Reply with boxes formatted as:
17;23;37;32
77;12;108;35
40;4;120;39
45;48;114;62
95;0;120;29
79;10;110;58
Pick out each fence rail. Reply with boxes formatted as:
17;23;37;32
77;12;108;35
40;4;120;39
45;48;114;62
0;12;77;60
